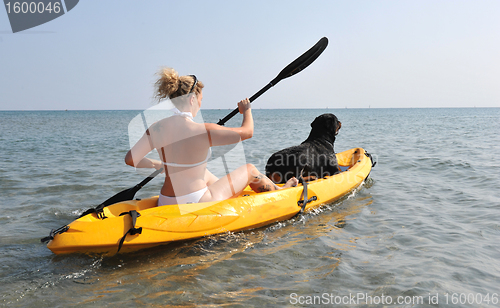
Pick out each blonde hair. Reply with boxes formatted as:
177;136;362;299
154;67;204;102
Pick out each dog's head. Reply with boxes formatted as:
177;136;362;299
310;113;341;138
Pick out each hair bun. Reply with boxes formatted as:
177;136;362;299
155;67;180;101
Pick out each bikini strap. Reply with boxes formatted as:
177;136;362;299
172;108;194;120
162;148;211;168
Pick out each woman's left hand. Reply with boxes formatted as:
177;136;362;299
152;159;165;173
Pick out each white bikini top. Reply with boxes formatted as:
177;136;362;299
161;108;211;168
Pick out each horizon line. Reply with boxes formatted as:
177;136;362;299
1;106;498;112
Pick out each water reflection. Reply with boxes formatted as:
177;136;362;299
69;185;376;305
4;178;373;306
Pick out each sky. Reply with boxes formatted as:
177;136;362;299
1;0;499;110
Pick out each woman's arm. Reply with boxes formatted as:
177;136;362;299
125;153;163;169
124;131;162;170
204;99;253;146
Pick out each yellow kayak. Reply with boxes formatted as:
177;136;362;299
46;148;373;255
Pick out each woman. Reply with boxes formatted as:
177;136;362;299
125;68;298;206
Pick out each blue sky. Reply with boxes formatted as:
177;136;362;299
1;0;499;110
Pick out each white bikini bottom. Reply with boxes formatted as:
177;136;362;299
157;187;209;206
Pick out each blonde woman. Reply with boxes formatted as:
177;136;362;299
125;68;297;206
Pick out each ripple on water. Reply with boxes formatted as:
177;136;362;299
2;109;500;306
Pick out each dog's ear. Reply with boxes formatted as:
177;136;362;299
310;114;341;139
312;114;339;133
310;116;325;129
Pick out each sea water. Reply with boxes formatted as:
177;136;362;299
1;108;499;307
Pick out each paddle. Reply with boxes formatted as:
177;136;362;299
42;164;164;243
217;36;329;126
82;37;329;217
78;168;163;219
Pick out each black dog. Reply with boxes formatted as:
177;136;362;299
265;113;342;183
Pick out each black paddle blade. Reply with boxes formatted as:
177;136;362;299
102;168;163;205
100;185;141;207
77;185;140;219
78;168;164;218
217;37;328;126
274;37;328;82
98;168;163;208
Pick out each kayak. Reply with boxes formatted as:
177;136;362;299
45;148;374;255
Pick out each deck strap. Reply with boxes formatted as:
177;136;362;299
297;168;318;214
116;210;142;254
365;151;376;167
79;206;106;220
40;225;69;243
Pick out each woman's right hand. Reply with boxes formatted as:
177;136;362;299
238;98;251;114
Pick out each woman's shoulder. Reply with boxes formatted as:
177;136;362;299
204;122;227;131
